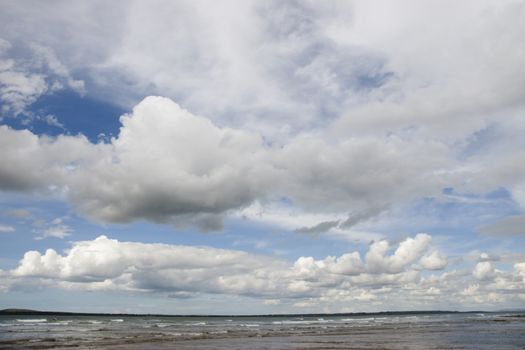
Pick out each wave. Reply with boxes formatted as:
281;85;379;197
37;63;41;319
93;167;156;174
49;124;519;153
272;319;333;325
45;321;71;326
155;323;173;328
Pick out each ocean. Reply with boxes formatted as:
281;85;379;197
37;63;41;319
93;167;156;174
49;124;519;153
0;312;524;349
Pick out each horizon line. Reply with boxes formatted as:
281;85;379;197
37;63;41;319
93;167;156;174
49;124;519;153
0;308;498;318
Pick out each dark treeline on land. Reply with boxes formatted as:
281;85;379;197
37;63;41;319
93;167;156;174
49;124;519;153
0;308;488;318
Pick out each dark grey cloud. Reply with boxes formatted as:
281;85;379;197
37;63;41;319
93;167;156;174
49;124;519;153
296;220;340;234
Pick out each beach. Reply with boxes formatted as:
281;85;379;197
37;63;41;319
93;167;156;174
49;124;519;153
1;312;524;349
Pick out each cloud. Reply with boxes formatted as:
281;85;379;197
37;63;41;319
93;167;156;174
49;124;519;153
0;125;103;192
9;234;525;309
419;250;448;270
0;92;517;232
515;262;525;279
0;1;524;233
4;208;32;219
295;220;340;234
478;215;525;237
263;299;280;306
473;261;495;281
0;40;47;117
477;252;500;263
0;224;15;233
27;43;85;95
365;233;431;274
65;96;269;228
11;234;439;296
4;1;523;141
0;38;84;118
34;218;73;240
1;0;525;314
0;96;458;230
339;205;389;229
12;235;285;294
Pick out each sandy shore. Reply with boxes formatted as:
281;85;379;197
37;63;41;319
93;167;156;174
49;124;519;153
43;334;430;350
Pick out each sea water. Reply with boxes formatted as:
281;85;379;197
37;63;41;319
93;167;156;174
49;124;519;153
0;312;524;349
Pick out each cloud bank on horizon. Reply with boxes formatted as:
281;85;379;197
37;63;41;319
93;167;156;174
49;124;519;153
0;0;524;313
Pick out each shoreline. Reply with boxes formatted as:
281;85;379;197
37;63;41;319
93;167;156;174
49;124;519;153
1;312;524;350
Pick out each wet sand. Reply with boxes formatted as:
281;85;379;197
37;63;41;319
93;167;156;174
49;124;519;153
46;334;436;350
15;326;522;350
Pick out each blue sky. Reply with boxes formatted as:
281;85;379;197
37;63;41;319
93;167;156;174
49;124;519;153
0;0;524;314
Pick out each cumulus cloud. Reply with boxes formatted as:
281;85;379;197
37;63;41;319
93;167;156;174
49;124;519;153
9;234;525;309
0;1;524;232
473;261;495;281
11;234;440;297
66;96;269;228
0;125;104;192
1;0;525;314
0;95;464;230
419;250;448;270
0;91;523;233
365;233;431;274
514;262;525;279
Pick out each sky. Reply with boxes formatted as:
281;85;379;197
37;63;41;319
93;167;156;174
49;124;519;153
0;0;524;315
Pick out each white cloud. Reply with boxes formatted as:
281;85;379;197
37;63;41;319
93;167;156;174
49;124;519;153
28;43;85;95
11;234;434;295
35;224;72;240
420;250;448;270
0;58;47;116
0;0;525;314
0;89;523;235
0;224;15;233
0;125;104;192
461;284;479;296
365;233;431;274
473;261;495;281
263;299;280;306
65;96;269;229
8;234;525;309
2;1;523;140
515;262;525;279
0;38;84;118
12;235;285;294
26;217;74;240
0;1;524;232
0;96;458;230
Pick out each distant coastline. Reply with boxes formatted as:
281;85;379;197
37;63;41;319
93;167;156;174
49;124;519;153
0;308;488;318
